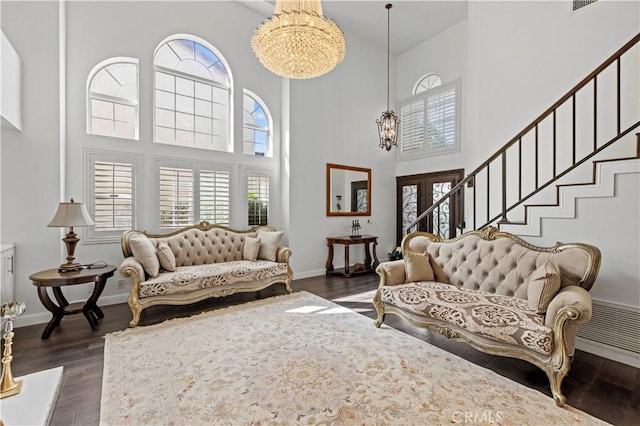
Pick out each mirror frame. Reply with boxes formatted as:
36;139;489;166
326;163;372;217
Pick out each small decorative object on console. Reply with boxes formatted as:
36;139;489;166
350;219;361;238
1;302;26;399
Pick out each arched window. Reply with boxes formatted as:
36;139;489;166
243;90;272;157
153;35;232;151
87;57;139;140
399;74;461;159
413;73;442;95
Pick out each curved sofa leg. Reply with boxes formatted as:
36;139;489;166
284;279;292;294
547;369;568;407
372;289;385;327
128;304;142;328
128;294;143;328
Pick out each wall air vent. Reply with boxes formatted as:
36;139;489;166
576;300;640;355
573;0;598;12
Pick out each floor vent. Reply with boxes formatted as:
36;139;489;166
576;300;640;354
573;0;598;12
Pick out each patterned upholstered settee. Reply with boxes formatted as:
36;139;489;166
119;222;293;327
373;227;600;406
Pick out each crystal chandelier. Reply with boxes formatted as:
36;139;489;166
377;3;400;151
251;0;346;80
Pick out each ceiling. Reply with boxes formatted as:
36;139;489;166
239;0;469;55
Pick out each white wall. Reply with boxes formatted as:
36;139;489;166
395;0;639;365
466;0;639;162
64;0;283;307
396;19;468;177
1;30;22;130
2;0;637;329
1;1;61;314
289;30;396;277
0;1;396;325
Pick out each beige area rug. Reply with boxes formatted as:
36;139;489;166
100;291;605;425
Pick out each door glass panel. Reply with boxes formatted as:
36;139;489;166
402;184;418;234
432;182;451;238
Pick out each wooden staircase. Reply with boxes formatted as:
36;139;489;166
501;136;639;236
406;33;640;238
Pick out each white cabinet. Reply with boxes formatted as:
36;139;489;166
1;243;15;303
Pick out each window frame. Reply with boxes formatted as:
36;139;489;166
397;78;461;161
242;89;273;157
83;149;141;244
413;73;442;95
151;156;236;232
152;34;233;152
86;57;140;140
242;165;276;228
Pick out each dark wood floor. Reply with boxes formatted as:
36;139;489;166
5;274;639;425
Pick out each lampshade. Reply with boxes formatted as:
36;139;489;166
47;199;95;228
251;0;346;79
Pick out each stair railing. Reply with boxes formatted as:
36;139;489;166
406;33;640;238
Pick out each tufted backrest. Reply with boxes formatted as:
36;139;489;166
153;228;247;265
121;222;276;267
403;227;601;300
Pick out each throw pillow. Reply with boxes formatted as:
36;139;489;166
256;230;284;262
428;253;451;284
404;252;435;282
156;243;176;272
527;261;562;314
129;233;160;278
243;236;261;262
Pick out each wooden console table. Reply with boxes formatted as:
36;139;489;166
326;235;379;278
30;265;116;339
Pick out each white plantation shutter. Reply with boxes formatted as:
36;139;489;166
398;78;461;160
159;167;194;228
94;161;133;231
247;173;270;226
399;96;425;155
200;170;230;226
426;84;457;148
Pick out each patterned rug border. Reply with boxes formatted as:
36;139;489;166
103;290;314;339
101;290;606;425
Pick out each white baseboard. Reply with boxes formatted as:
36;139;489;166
292;268;326;280
576;336;640;368
14;293;129;329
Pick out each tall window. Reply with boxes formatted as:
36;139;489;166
153;35;232;151
85;150;139;243
398;78;461;160
199;169;230;225
87;58;139;140
159;167;195;228
155;159;233;229
247;172;271;226
243;90;272;157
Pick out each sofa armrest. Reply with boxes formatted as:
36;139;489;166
545;286;592;328
545;286;592;357
376;260;406;286
119;256;145;281
276;246;292;264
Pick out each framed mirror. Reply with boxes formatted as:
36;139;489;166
326;163;371;216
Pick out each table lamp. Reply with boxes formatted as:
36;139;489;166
47;198;95;272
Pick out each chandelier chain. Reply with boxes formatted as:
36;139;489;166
386;3;391;111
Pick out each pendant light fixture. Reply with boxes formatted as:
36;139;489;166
377;3;400;151
251;0;346;80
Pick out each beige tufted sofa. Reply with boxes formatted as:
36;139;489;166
119;222;293;327
373;227;600;406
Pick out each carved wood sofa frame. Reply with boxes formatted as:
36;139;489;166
120;222;293;327
373;227;601;406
